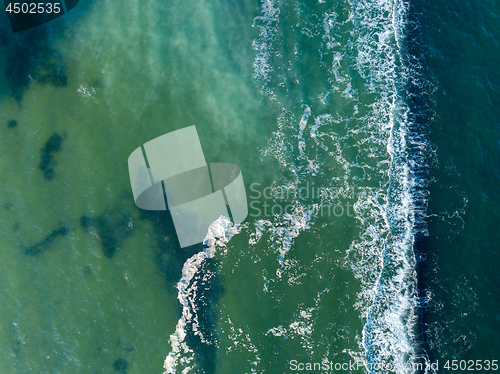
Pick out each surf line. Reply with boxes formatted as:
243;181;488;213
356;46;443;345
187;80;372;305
354;0;427;371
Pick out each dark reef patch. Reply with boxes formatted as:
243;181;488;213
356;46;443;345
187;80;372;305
137;210;191;287
34;48;68;87
80;210;134;259
7;120;17;128
79;215;92;229
112;358;129;373
39;132;64;181
25;226;69;256
0;23;68;103
83;264;92;278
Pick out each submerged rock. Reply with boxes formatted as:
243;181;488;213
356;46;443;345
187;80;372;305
39;133;64;181
25;226;69;256
83;265;92;278
7;120;17;128
79;215;93;229
2;28;68;103
138;210;184;285
80;210;134;259
35;50;68;88
113;358;129;373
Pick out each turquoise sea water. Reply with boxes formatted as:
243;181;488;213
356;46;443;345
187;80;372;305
0;0;498;373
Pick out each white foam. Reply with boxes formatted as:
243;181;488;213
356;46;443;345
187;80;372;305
343;0;423;372
252;0;280;95
248;204;317;264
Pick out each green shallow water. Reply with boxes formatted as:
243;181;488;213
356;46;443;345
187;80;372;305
0;0;281;372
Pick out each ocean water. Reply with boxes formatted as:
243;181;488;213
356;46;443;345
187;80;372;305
414;0;500;366
0;0;498;373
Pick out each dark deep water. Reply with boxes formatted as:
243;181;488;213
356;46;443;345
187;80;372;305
414;0;500;367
